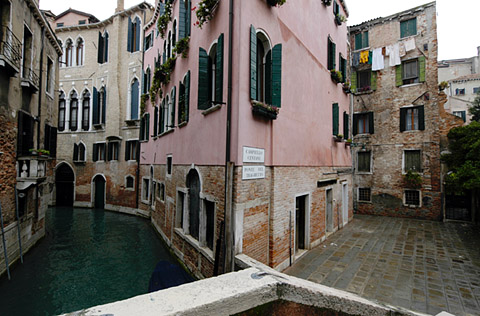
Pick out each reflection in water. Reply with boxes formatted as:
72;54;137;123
0;207;192;316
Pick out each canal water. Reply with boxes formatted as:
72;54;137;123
0;207;193;316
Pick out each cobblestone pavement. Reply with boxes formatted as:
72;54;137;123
284;215;480;316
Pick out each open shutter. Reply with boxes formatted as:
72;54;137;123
107;142;112;161
135;17;141;52
185;70;190;121
93;144;98;162
331;41;336;70
172;86;176;127
159;100;165;134
272;44;282;108
104;33;109;62
93;87;99;124
215;33;224;103
198;47;209;109
343;111;349;138
125;142;129;161
146;113;150;141
250;25;257;100
131;80;139;120
400;108;406;132
419;56;426;83
102;88;107;123
73;143;78;161
461;111;466;122
371;71;377;91
265;50;272;105
332;103;339;136
140;116;145;140
364;32;369;48
127;17;132;52
368;112;374;134
98;32;104;63
153;107;158;136
396;65;403;86
418;105;425;130
50;127;57;157
353;114;359;136
179;0;186;39
186;0;191;36
351;71;357;93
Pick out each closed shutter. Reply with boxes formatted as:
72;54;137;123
102;88;107;123
272;44;282;108
127;17;132;52
135;17;141;52
153;107;158;136
250;25;257;100
371;71;377;91
351;71;357;93
98;32;104;63
198;47;209;109
332;103;339;136
368;112;374;134
186;0;191;37
419;56;426;83
185;70;190;121
131;80;139;120
104;33;109;62
353;114;359;136
179;0;186;39
93;144;98;162
44;124;51;152
355;33;362;50
93;87;99;124
163;50;166;65
125;141;130;161
341;57;347;82
73;143;78;161
215;33;224;103
146;113;150;141
50;127;57;157
364;31;369;48
140;116;144;140
461;111;466;122
171;86;176;127
418;105;425;130
160;100;165;134
400;20;407;38
395;65;403;86
343;111;349;138
400;108;406;132
107;142;112;161
265;50;272;105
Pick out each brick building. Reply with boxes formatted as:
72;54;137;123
140;0;352;278
0;0;61;277
349;2;451;220
50;1;153;215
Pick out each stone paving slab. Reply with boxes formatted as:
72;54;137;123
284;215;480;316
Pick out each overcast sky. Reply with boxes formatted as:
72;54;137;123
39;0;479;61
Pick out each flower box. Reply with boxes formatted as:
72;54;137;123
252;102;278;120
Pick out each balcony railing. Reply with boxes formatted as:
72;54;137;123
0;25;22;72
21;66;40;91
17;157;47;180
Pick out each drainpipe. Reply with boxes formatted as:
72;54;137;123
35;26;45;219
223;0;235;273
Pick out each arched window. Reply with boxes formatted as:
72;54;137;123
130;78;139;120
172;20;177;49
126;175;134;189
256;32;271;103
143;67;151;94
163;40;167;64
70;91;78;131
209;43;217;104
186;169;200;240
58;40;63;66
65;39;73;67
82;90;90;131
128;16;141;52
198;34;223;110
58;91;66;131
73;142;86;162
98;32;108;64
167;31;171;59
76;38;84;66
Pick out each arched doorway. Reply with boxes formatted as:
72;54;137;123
55;163;75;206
186;169;200;240
93;175;106;209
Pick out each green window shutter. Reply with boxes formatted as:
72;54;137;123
265;50;272;105
350;71;357;93
411;18;417;36
153;107;158;136
271;44;282;108
418;105;425;130
371;71;377;91
400;20;407;38
332;103;339;136
98;32;104;62
93;87;99;124
135;17;141;52
364;31;369;48
419;56;426;83
396;65;403;87
172;86;176;127
368;112;374;134
355;33;362;50
102;88;107;123
341;57;347;82
353;114;359;136
400;108;406;132
250;25;257;100
160;100;165;134
93;144;98;162
332;42;336;69
461;111;466;122
198;47;209;109
328;38;333;70
186;0;191;37
104;33;109;62
185;70;190;121
179;0;186;39
73;143;78;161
343;111;349;138
127;17;132;52
215;33;224;103
146;113;150;141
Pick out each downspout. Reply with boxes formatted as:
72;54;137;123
223;0;234;273
35;26;45;219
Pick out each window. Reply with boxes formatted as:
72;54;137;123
158;183;165;201
332;103;339;136
167;31;171;59
78;20;86;25
357;151;371;173
142;178;150;202
107;141;120;161
343;111;349;138
82;90;90;131
172;20;177;49
92;143;106;162
353;112;374;135
69;91;78;131
140;113;150;141
358;188;371;202
76;38;84;66
167;155;172;176
204;200;215;250
473;87;480;94
396;57;425;86
93;86;106;125
404;150;421;173
130;78;140;120
56;22;64;27
178;71;190;125
404;190;420;206
128;16;141;52
333;1;340;16
186;169;200;240
198;33;224;110
143;67;151;94
58;91;66;131
65;39;73;67
400;106;424;132
176;191;185;228
126;175;135;189
97;32;108;64
17;111;34;157
339;55;347;82
327;37;336;71
44;124;57;157
455;88;465;96
125;140;139;161
453;111;466;122
22;25;33;78
179;0;191;39
73;142;86;162
46;58;53;94
144;32;153;51
357;70;371;90
400;18;417;38
355;31;369;50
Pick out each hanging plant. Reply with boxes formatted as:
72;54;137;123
335;14;346;25
403;171;422;189
251;100;279;120
322;0;332;6
157;1;172;39
173;37;190;58
330;69;342;83
266;0;286;6
140;94;149;114
194;0;220;28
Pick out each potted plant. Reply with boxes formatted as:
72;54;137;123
266;0;286;6
334;134;343;142
157;1;172;38
345;138;352;146
335;14;346;25
195;0;220;28
29;148;38;156
438;81;449;92
403;171;422;189
358;86;371;93
342;81;351;93
330;69;342;83
251;101;279;120
173;37;190;58
322;0;332;6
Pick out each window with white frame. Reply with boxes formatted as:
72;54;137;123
126;175;135;189
125;140;139;161
82;90;90;131
58;91;66;131
76;37;84;66
65;39;73;67
404;190;420;206
400;106;424;132
176;190;185;228
130;78;140;120
69;90;79;131
166;155;172;176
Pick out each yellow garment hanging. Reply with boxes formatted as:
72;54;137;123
360;50;369;64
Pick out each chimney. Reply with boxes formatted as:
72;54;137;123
116;0;124;13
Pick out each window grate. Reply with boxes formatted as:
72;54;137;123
405;190;420;206
358;188;371;202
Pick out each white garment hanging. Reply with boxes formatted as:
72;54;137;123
372;48;384;71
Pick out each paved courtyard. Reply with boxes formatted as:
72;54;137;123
284;215;480;316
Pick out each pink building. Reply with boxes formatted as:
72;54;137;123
140;0;352;278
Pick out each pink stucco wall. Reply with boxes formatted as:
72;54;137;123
141;0;350;167
53;12;92;28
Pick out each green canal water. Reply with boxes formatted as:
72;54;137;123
0;207;192;316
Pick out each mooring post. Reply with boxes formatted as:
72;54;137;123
0;203;11;280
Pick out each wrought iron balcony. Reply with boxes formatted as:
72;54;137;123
21;67;40;91
0;25;22;74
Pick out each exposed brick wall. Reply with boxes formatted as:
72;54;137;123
0;115;17;226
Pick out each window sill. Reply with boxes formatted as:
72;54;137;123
125;119;140;127
158;129;174;137
358;200;372;204
73;160;86;165
356;171;372;175
403;203;421;208
93;124;105;130
353;89;373;95
141;199;150;205
178;121;188;128
202;104;222;116
399;82;423;88
353;47;371;53
94;160;105;163
174;228;214;263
